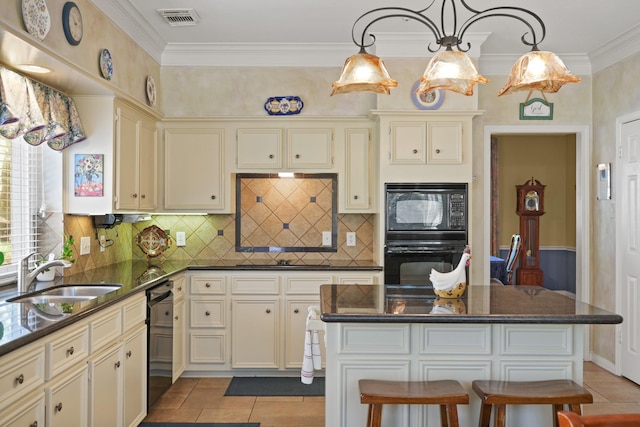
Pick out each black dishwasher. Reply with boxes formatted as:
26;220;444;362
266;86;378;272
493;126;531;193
146;280;174;410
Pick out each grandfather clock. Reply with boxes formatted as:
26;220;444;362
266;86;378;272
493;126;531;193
515;178;545;286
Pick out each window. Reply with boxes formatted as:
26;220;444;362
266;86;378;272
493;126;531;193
0;135;43;284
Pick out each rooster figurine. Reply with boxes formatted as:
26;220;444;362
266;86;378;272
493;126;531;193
430;246;471;298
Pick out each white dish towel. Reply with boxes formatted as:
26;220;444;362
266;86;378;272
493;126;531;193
301;306;323;384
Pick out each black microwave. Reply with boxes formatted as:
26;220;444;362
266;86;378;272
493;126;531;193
385;182;467;242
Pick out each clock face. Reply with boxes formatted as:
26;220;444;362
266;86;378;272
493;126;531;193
525;191;539;211
62;2;82;45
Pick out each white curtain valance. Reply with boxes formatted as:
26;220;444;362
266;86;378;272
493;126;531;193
0;66;86;151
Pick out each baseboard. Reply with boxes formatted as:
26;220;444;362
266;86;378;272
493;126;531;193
589;353;618;375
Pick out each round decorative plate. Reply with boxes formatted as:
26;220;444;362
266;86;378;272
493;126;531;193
411;82;445;110
22;0;51;41
136;225;170;258
146;75;157;107
99;48;113;80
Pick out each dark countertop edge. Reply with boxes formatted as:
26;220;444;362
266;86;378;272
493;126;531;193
188;265;383;271
320;314;624;324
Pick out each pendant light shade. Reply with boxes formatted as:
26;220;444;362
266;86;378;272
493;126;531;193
415;50;488;96
331;51;398;95
498;50;581;96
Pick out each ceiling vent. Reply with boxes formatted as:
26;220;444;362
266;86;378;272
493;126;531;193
157;9;201;26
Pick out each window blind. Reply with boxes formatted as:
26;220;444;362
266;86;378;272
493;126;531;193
0;135;43;284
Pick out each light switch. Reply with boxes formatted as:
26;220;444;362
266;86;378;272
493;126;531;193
80;236;90;255
322;231;332;246
346;232;356;246
176;231;186;247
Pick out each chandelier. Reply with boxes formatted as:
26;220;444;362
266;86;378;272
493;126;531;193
331;0;581;96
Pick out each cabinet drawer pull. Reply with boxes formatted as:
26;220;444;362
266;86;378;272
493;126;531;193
295;154;301;159
15;373;24;384
266;308;271;314
55;403;63;412
29;422;38;427
205;311;211;316
165;311;170;316
67;346;74;356
141;194;146;199
115;361;121;369
126;350;132;358
211;195;216;200
412;149;418;154
435;149;441;154
132;193;138;199
353;195;359;200
294;308;299;314
269;154;274;159
178;286;182;292
205;283;211;288
175;315;179;320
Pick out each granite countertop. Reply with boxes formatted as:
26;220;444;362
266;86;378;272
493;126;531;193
320;283;623;324
0;259;382;356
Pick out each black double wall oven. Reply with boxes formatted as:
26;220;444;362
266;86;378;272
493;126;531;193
384;183;468;295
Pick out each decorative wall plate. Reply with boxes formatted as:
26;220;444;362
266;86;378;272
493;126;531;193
99;49;113;80
264;96;303;115
136;225;170;258
22;0;51;41
411;82;445;110
146;75;157;107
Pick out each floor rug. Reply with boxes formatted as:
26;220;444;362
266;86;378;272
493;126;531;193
138;423;259;427
224;376;325;396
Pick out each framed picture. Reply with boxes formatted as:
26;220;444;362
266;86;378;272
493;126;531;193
596;162;611;200
74;154;104;197
411;82;445;110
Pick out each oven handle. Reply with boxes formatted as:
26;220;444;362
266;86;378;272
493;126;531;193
147;281;174;307
385;247;462;254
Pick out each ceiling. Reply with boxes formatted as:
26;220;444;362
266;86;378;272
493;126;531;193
91;0;640;73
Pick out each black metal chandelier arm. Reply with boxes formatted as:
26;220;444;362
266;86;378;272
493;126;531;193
351;7;442;49
456;6;546;49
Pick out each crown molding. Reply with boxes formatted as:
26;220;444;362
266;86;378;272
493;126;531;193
589;24;640;73
479;53;592;76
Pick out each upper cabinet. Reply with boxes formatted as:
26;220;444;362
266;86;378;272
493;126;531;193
162;124;226;212
64;96;158;214
237;127;333;170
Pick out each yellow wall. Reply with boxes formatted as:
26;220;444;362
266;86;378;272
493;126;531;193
497;134;576;248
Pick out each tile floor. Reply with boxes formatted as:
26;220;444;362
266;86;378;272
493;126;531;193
143;362;640;426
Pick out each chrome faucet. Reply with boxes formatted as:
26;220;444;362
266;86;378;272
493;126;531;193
18;252;72;294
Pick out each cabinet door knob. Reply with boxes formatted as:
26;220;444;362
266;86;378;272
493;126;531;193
67;346;74;356
266;308;271;314
412;149;418;154
269;154;274;159
115;361;121;369
29;422;38;427
15;373;24;384
435;149;441;154
295;154;301;159
205;311;211;316
178;286;182;292
141;194;146;199
175;315;179;320
205;283;211;288
126;350;132;358
211;195;216;200
55;403;63;412
353;195;359;200
132;193;138;199
294;308;299;314
165;311;170;316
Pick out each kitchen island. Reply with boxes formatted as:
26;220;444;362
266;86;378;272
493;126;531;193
320;284;622;427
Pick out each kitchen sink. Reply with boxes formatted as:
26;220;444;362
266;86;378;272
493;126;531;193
37;284;122;297
8;294;98;304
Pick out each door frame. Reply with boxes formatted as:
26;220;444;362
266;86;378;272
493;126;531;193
615;111;640;375
483;125;591;300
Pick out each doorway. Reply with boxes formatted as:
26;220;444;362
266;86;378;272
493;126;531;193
483;125;591;304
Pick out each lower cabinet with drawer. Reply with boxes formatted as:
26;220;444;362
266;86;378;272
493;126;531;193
185;270;379;374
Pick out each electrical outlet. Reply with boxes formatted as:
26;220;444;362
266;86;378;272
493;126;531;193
99;235;106;252
176;231;186;247
322;231;332;246
80;236;90;255
346;232;356;246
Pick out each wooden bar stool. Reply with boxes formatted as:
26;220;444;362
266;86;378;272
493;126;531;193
359;379;469;427
472;379;593;427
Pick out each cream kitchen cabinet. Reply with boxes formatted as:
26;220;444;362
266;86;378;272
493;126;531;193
45;364;88;427
114;99;158;211
231;298;280;368
65;96;159;214
162;125;225;211
0;391;45;427
237;127;333;169
341;128;372;212
389;120;462;164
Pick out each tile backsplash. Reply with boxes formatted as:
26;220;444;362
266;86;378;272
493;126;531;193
64;212;374;273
